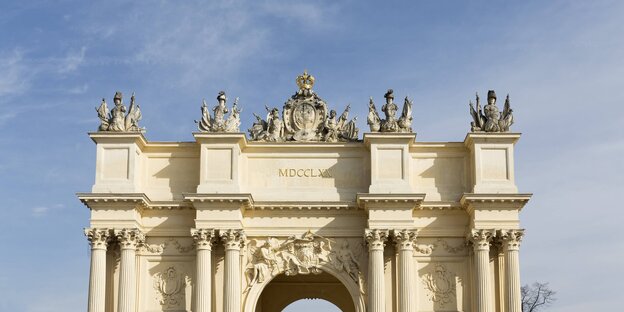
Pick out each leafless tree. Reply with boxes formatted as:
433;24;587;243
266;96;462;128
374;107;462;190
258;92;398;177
521;282;556;312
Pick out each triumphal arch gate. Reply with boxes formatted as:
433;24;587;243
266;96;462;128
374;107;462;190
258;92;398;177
79;72;530;312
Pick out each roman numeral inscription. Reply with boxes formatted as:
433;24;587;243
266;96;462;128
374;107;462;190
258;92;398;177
278;168;333;178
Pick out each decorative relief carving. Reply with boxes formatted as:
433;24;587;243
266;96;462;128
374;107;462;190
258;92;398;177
221;229;246;250
468;229;495;250
498;229;524;251
96;91;144;132
84;228;111;249
365;229;389;250
114;228;145;249
469;90;514;132
244;232;366;292
392;229;418;250
248;71;359;142
141;238;196;255
367;89;413;133
412;238;467;255
191;228;217;250
153;266;190;309
422;263;457;307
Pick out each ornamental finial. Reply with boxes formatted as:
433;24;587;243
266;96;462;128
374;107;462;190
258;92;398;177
296;70;315;90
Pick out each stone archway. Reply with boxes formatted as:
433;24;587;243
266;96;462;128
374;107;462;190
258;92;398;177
254;271;354;312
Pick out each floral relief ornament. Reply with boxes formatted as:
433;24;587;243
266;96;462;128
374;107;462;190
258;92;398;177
422;263;457;307
153;266;190;309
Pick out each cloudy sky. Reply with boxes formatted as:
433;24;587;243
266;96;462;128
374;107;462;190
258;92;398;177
0;1;622;311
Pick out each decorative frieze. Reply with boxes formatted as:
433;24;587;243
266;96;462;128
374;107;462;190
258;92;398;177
141;238;196;255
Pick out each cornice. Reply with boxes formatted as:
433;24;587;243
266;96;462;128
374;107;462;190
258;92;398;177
77;193;150;211
88;132;148;148
248;201;360;211
463;132;521;146
363;132;417;147
460;193;532;212
356;193;426;209
192;132;247;149
184;193;254;209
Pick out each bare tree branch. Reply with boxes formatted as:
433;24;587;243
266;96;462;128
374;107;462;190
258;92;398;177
521;282;556;312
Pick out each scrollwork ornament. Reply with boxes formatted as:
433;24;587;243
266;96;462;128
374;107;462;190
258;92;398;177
191;228;216;250
422;263;457;307
84;228;111;249
114;228;145;249
153;266;188;309
498;229;524;251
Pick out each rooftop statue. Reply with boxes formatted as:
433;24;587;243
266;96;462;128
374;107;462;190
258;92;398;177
248;70;359;142
368;89;413;133
96;91;144;132
469;90;514;132
195;91;242;133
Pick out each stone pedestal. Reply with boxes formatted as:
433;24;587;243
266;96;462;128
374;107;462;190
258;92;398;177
194;133;246;193
363;133;415;193
90;132;147;193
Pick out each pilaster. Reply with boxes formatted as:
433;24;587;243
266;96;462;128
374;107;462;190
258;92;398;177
85;228;111;312
114;228;145;312
392;229;418;312
191;228;217;312
499;229;524;312
365;229;389;312
468;229;495;312
221;229;246;312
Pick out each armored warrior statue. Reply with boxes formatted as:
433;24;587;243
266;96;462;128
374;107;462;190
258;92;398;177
368;89;413;133
248;70;359;142
96;91;144;132
469;90;514;132
195;91;242;133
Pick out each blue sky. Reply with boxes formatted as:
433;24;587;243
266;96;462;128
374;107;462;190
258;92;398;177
0;1;622;311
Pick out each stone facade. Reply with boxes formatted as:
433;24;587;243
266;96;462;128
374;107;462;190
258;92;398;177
79;78;530;312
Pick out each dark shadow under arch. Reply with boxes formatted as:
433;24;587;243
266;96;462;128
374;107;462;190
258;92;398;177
255;272;354;312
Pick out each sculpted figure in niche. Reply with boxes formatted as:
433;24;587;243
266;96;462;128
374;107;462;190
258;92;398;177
469;90;514;132
96;91;144;132
195;91;242;133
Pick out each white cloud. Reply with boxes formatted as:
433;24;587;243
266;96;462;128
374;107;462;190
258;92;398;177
58;46;87;74
0;49;30;97
31;206;49;217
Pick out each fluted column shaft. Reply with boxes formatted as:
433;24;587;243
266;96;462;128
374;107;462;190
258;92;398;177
221;230;245;312
115;229;145;312
393;229;418;312
85;228;110;312
365;229;389;312
469;229;495;312
500;229;524;312
192;229;217;312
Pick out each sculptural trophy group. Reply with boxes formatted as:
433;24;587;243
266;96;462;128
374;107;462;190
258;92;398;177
95;71;515;137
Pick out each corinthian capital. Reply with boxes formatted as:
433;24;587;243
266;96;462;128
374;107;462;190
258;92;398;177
220;229;246;250
498;229;524;251
84;228;111;249
468;229;495;251
191;228;217;250
365;229;389;251
114;228;145;250
392;229;418;251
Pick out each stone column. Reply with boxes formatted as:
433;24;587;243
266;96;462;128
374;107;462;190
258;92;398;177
221;229;245;312
500;229;524;312
392;229;418;312
115;228;145;312
468;229;495;312
365;229;389;312
85;228;110;312
192;228;217;312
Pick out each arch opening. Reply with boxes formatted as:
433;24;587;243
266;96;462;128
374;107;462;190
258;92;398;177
282;299;342;312
254;271;354;312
